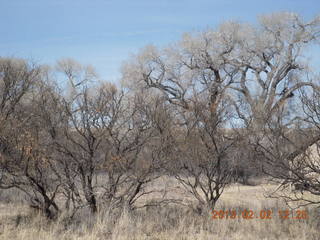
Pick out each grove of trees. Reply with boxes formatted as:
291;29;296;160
0;12;319;219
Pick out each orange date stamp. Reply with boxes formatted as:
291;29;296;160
211;209;308;220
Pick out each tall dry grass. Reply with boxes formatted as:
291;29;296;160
0;183;319;240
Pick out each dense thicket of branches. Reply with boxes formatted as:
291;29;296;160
0;13;320;218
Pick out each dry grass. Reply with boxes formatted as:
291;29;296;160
0;181;319;240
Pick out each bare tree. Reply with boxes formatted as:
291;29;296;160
0;58;62;218
98;88;175;211
122;37;241;212
123;13;320;125
42;59;169;214
51;60;107;213
174;95;239;213
121;12;320;210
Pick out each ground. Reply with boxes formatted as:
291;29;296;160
0;181;319;240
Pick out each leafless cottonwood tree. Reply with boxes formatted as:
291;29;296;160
230;13;320;206
227;13;320;205
121;12;320;209
123;13;320;121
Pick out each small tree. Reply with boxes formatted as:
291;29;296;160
0;58;61;218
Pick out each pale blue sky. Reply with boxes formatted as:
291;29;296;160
1;0;319;82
